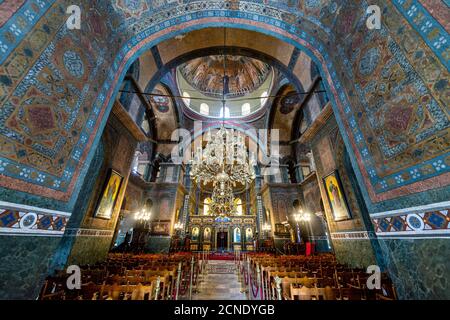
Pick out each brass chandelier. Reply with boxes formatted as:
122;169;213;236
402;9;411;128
189;28;256;217
189;128;255;216
189;127;256;187
209;171;237;216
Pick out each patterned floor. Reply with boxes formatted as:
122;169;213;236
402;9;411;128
192;261;247;300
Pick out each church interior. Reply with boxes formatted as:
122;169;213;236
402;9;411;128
0;0;448;302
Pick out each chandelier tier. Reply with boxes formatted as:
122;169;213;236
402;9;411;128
189;127;255;217
209;172;237;217
189;126;256;187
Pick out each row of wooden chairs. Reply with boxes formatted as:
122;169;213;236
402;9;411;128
242;253;397;300
42;282;156;300
288;285;388;300
40;253;192;300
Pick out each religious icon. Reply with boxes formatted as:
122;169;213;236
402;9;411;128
233;227;241;243
151;221;170;236
192;227;200;241
94;169;123;219
323;170;351;221
245;228;253;242
203;227;211;242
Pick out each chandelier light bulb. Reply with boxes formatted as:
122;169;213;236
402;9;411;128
135;208;151;221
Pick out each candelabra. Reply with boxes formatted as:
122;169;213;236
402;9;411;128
293;209;310;244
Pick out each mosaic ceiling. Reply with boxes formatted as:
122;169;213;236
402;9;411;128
179;55;271;98
0;0;447;211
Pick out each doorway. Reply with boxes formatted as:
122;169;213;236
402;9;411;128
216;231;228;252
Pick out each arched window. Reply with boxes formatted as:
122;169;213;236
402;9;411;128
200;103;209;115
260;91;269;107
235;198;243;215
182;91;191;106
241;103;251;116
219;106;231;118
132;151;148;176
132;151;141;173
203;198;212;215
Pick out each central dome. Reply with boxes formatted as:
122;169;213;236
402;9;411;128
179;55;271;98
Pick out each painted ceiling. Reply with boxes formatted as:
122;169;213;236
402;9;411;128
178;55;271;98
0;0;447;212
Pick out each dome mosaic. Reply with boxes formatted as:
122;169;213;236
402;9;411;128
179;55;271;98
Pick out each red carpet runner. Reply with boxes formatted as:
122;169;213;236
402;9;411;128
208;252;235;261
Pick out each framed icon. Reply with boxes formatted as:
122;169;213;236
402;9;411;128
94;169;123;220
323;170;352;221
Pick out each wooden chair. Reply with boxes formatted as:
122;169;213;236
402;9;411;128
290;285;313;300
101;283;153;300
130;283;153;300
79;282;101;300
338;287;363;300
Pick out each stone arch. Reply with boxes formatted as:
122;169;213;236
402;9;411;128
144;45;305;100
2;18;356;207
0;1;448;300
1;1;447;216
99;14;449;209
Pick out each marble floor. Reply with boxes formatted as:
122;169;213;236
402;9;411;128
191;261;247;300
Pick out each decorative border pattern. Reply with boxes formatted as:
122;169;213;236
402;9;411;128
393;0;449;70
330;231;377;240
0;0;53;64
371;201;450;238
308;235;330;241
0;200;70;236
64;228;114;237
0;1;448;206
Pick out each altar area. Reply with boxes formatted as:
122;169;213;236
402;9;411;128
187;215;257;252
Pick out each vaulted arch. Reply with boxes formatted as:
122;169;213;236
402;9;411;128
0;1;448;300
2;2;446;212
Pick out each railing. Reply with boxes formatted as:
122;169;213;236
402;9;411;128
173;251;210;300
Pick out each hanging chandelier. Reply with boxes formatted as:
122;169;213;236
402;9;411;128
189;127;256;187
190;128;255;217
208;172;237;217
189;28;256;217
